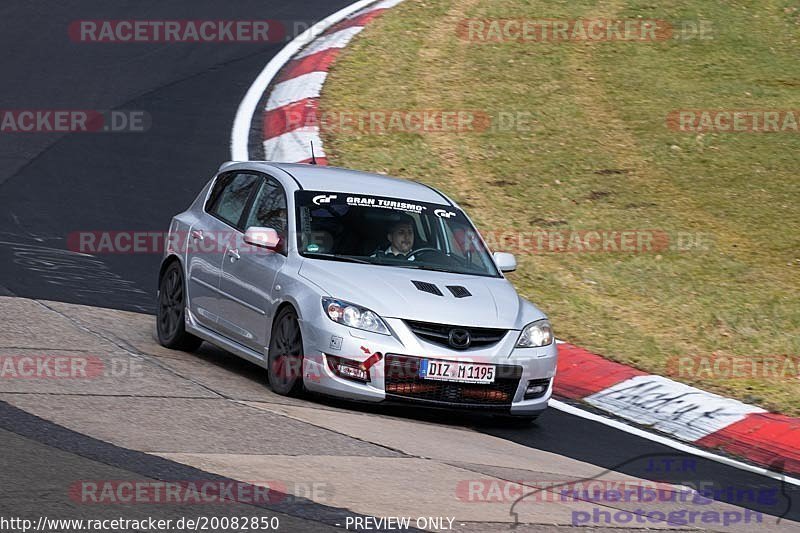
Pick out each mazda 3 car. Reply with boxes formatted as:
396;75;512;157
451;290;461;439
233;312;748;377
157;162;557;421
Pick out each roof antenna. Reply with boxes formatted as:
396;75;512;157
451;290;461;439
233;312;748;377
310;141;317;165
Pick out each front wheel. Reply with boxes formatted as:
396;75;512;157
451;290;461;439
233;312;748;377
267;307;305;396
157;261;203;351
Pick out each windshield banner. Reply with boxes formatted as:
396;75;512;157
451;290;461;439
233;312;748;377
297;190;462;220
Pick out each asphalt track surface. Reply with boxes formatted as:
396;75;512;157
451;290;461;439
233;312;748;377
0;401;380;532
0;1;345;312
0;1;797;528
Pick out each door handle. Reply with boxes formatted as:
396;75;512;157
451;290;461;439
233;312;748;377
228;248;240;261
191;230;204;241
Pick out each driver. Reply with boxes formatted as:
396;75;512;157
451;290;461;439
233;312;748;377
378;214;415;259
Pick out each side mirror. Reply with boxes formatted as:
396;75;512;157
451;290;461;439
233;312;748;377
493;251;517;273
244;227;281;251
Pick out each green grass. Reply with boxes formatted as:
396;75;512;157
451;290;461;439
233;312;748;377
320;0;800;415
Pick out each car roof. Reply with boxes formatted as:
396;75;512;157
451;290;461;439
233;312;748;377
242;162;452;205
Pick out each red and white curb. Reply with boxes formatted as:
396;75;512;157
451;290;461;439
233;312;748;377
231;0;404;163
231;0;800;481
555;343;800;478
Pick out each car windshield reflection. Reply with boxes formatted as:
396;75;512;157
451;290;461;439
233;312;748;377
295;191;500;278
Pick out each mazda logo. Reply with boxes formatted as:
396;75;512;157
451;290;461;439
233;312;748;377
448;328;471;349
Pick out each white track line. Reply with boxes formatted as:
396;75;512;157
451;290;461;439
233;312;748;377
230;0;386;161
551;399;800;486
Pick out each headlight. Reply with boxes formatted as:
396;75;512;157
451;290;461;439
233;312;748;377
322;298;390;335
516;319;553;348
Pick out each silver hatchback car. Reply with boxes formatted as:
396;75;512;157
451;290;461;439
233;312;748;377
157;162;557;421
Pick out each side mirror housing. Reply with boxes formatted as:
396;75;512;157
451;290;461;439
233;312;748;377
493;251;517;273
244;227;281;251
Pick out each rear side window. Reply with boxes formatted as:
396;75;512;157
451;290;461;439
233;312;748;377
206;173;259;229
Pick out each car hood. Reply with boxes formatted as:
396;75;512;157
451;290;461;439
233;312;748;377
298;260;545;328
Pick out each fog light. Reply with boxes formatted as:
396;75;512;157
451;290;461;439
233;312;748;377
326;353;382;383
524;378;551;399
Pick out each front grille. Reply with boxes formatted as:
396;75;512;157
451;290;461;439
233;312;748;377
405;320;507;349
383;354;522;407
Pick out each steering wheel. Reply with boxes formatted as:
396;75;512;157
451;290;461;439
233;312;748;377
409;247;440;255
408;247;443;260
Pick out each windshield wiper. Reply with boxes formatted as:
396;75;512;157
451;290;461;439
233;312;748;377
393;263;457;274
416;265;454;273
302;253;372;264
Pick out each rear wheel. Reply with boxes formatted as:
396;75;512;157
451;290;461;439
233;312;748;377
267;307;305;396
157;261;202;351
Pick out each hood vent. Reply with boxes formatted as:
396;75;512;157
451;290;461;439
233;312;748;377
411;280;443;296
447;285;471;298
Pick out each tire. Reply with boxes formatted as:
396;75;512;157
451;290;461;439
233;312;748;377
267;307;305;396
157;261;203;351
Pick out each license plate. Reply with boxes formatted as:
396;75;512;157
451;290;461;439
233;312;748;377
419;359;496;384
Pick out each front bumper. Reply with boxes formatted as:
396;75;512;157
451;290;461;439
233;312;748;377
300;316;557;415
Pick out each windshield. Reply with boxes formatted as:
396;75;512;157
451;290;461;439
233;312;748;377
295;191;501;277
